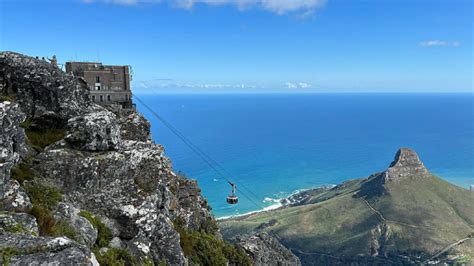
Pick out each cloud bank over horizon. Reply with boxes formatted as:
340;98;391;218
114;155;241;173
419;40;461;47
132;80;318;93
81;0;327;16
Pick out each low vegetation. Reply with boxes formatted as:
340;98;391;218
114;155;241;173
0;247;19;266
10;162;36;184
174;218;251;266
24;183;62;211
23;183;75;239
20;118;65;150
220;173;474;264
78;211;113;247
0;95;14;102
94;248;138;266
1;221;25;234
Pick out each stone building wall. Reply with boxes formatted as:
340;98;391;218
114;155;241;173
65;62;133;108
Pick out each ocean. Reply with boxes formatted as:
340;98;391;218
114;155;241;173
134;93;474;218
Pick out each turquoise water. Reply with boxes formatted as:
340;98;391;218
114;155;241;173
135;93;474;218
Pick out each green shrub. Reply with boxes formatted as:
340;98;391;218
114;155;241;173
20;118;65;150
52;221;77;240
144;257;157;266
454;255;471;265
24;183;74;238
10;162;35;184
94;248;138;266
24;129;66;150
221;242;253;265
173;219;251;266
28;205;76;239
0;95;13;102
199;217;219;234
24;183;62;211
0;247;19;266
79;211;113;247
1;220;25;234
29;205;56;236
19;119;32;129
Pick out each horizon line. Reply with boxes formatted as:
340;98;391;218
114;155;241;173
133;90;474;95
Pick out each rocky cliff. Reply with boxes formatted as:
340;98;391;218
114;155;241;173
0;52;252;265
232;233;301;266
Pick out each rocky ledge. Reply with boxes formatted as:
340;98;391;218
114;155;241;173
233;233;301;266
0;52;256;265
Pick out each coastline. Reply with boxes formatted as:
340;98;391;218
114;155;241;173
216;185;335;221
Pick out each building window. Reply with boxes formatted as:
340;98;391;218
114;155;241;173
107;95;111;101
92;95;96;101
100;95;103;102
96;76;100;83
95;85;101;91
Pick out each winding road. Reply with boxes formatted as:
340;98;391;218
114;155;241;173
422;237;473;264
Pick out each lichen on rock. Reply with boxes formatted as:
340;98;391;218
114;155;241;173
233;232;301;266
0;51;237;265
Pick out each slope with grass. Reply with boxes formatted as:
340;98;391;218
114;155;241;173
219;148;474;265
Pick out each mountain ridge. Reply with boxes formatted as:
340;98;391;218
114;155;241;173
220;148;474;265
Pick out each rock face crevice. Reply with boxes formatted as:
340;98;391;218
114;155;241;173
0;52;215;265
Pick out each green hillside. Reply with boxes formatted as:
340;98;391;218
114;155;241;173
219;148;474;265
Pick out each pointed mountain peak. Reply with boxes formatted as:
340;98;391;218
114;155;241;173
357;148;432;199
383;148;430;181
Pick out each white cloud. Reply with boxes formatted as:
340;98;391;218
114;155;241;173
133;80;260;90
285;82;313;89
285;82;297;89
261;0;326;15
83;0;327;16
419;40;461;47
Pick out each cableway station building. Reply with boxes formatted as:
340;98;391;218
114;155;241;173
65;61;133;109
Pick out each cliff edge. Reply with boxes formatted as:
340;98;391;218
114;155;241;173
0;52;252;265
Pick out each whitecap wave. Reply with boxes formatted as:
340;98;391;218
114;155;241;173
217;184;338;220
263;197;280;203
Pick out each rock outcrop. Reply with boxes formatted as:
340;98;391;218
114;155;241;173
357;147;431;198
0;52;90;129
233;233;301;266
0;52;224;265
383;147;430;181
0;233;99;265
0;101;32;212
65;110;122;151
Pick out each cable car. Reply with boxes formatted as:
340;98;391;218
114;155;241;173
226;181;238;204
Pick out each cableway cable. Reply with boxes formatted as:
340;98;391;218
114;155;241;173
132;93;289;244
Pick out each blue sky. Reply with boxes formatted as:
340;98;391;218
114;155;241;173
0;0;472;93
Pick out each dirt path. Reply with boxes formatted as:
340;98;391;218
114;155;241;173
361;197;418;228
422;237;473;264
